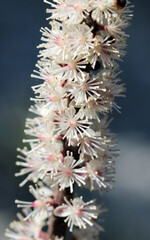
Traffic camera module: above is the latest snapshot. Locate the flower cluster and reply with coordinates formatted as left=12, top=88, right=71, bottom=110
left=6, top=0, right=133, bottom=240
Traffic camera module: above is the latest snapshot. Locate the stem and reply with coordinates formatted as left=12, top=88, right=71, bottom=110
left=48, top=135, right=79, bottom=239
left=48, top=187, right=73, bottom=240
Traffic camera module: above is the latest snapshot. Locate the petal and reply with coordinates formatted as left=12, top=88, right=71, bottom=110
left=54, top=205, right=71, bottom=217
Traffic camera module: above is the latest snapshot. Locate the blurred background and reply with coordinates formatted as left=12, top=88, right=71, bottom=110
left=0, top=0, right=150, bottom=239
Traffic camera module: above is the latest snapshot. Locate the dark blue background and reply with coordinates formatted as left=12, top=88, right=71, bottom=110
left=1, top=1, right=150, bottom=239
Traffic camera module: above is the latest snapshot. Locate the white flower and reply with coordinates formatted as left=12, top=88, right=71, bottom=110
left=35, top=144, right=64, bottom=179
left=22, top=116, right=57, bottom=156
left=15, top=185, right=54, bottom=222
left=55, top=106, right=92, bottom=146
left=5, top=212, right=47, bottom=240
left=53, top=151, right=87, bottom=192
left=31, top=61, right=63, bottom=84
left=31, top=82, right=66, bottom=111
left=16, top=141, right=63, bottom=185
left=90, top=0, right=118, bottom=24
left=38, top=22, right=67, bottom=60
left=54, top=197, right=97, bottom=231
left=65, top=24, right=94, bottom=57
left=16, top=147, right=44, bottom=186
left=45, top=0, right=91, bottom=25
left=52, top=54, right=87, bottom=82
left=73, top=204, right=106, bottom=240
left=89, top=35, right=125, bottom=68
left=29, top=103, right=54, bottom=119
left=78, top=129, right=107, bottom=159
left=86, top=159, right=115, bottom=191
left=67, top=73, right=101, bottom=105
left=106, top=16, right=129, bottom=39
left=96, top=69, right=126, bottom=112
left=77, top=97, right=109, bottom=121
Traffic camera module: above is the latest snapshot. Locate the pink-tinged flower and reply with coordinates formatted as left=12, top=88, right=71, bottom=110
left=73, top=204, right=107, bottom=240
left=16, top=147, right=44, bottom=186
left=55, top=106, right=92, bottom=146
left=98, top=70, right=126, bottom=112
left=67, top=73, right=101, bottom=105
left=31, top=61, right=63, bottom=84
left=15, top=185, right=54, bottom=222
left=22, top=117, right=56, bottom=155
left=52, top=55, right=87, bottom=82
left=5, top=212, right=47, bottom=240
left=77, top=97, right=109, bottom=122
left=16, top=141, right=63, bottom=186
left=78, top=129, right=107, bottom=159
left=54, top=197, right=97, bottom=232
left=86, top=159, right=115, bottom=191
left=53, top=151, right=87, bottom=192
left=31, top=82, right=66, bottom=111
left=65, top=24, right=94, bottom=57
left=38, top=22, right=67, bottom=60
left=89, top=35, right=125, bottom=69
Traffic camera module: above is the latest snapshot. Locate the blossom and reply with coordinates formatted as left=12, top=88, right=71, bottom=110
left=86, top=159, right=115, bottom=191
left=54, top=197, right=97, bottom=231
left=106, top=16, right=129, bottom=39
left=65, top=24, right=94, bottom=57
left=67, top=73, right=101, bottom=105
left=55, top=106, right=92, bottom=146
left=73, top=204, right=106, bottom=240
left=90, top=0, right=128, bottom=24
left=15, top=185, right=54, bottom=222
left=88, top=35, right=125, bottom=69
left=16, top=141, right=63, bottom=185
left=5, top=212, right=47, bottom=240
left=15, top=147, right=44, bottom=186
left=78, top=97, right=109, bottom=121
left=51, top=54, right=88, bottom=82
left=31, top=61, right=63, bottom=84
left=24, top=116, right=55, bottom=141
left=90, top=0, right=118, bottom=24
left=78, top=129, right=108, bottom=159
left=31, top=81, right=66, bottom=111
left=53, top=151, right=87, bottom=192
left=38, top=22, right=67, bottom=60
left=45, top=0, right=91, bottom=25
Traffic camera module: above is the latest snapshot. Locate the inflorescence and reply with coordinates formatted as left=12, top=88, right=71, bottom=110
left=5, top=1, right=133, bottom=240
